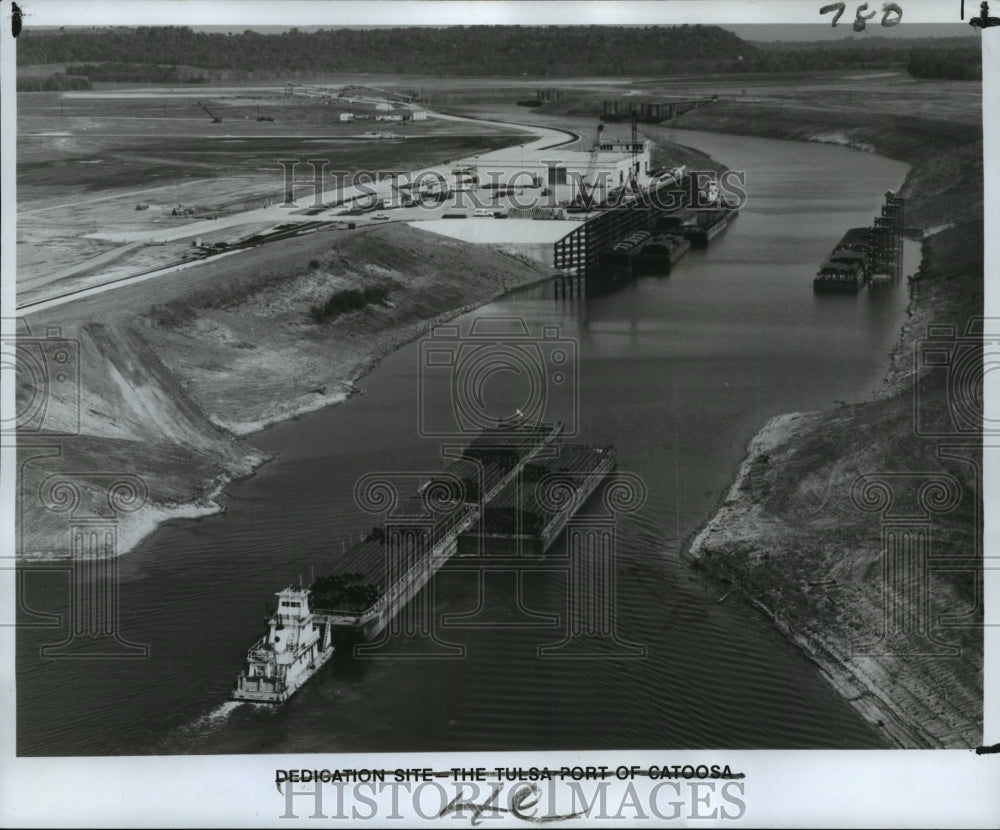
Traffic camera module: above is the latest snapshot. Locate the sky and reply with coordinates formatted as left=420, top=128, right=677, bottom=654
left=722, top=23, right=979, bottom=40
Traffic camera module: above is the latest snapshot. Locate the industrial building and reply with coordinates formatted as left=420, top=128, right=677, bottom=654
left=461, top=139, right=652, bottom=203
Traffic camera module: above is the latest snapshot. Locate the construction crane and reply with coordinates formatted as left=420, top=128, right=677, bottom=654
left=198, top=101, right=222, bottom=123
left=628, top=113, right=640, bottom=193
left=574, top=123, right=605, bottom=209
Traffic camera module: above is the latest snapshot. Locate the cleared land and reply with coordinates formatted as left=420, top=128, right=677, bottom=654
left=17, top=85, right=526, bottom=305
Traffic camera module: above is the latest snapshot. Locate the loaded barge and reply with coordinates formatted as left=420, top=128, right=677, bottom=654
left=233, top=420, right=615, bottom=703
left=629, top=233, right=691, bottom=274
left=813, top=194, right=904, bottom=292
left=598, top=230, right=691, bottom=277
left=681, top=205, right=739, bottom=248
left=813, top=227, right=870, bottom=292
left=599, top=230, right=652, bottom=270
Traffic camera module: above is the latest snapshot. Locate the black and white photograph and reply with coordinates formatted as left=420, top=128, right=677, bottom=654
left=1, top=0, right=997, bottom=825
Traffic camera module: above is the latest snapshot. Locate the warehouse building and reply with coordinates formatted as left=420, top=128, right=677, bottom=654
left=460, top=140, right=652, bottom=203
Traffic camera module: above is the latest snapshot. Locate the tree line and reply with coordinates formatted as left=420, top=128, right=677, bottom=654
left=17, top=26, right=980, bottom=81
left=18, top=25, right=754, bottom=76
left=905, top=47, right=981, bottom=80
left=742, top=43, right=980, bottom=79
left=65, top=62, right=210, bottom=84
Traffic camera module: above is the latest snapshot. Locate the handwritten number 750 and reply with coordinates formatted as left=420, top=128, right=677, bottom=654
left=820, top=2, right=903, bottom=30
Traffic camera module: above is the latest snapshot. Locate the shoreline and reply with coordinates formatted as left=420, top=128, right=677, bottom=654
left=684, top=224, right=982, bottom=749
left=19, top=262, right=557, bottom=561
left=685, top=410, right=933, bottom=749
left=224, top=270, right=556, bottom=438
left=663, top=99, right=983, bottom=749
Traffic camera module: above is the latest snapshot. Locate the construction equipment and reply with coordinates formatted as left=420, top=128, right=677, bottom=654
left=628, top=113, right=640, bottom=193
left=198, top=101, right=222, bottom=123
left=571, top=123, right=604, bottom=210
left=389, top=180, right=415, bottom=208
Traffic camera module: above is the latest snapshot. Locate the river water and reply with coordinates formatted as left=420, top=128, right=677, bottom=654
left=17, top=129, right=918, bottom=755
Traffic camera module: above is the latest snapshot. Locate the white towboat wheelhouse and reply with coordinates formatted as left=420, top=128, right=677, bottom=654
left=232, top=587, right=334, bottom=703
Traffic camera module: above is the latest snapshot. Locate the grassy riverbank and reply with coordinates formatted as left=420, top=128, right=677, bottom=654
left=678, top=98, right=984, bottom=747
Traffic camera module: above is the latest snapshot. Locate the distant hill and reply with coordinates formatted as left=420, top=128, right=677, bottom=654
left=737, top=35, right=980, bottom=78
left=16, top=25, right=757, bottom=76
left=752, top=34, right=981, bottom=50
left=17, top=25, right=980, bottom=81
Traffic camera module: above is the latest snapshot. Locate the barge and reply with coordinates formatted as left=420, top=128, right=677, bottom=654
left=233, top=420, right=614, bottom=703
left=599, top=230, right=652, bottom=270
left=629, top=233, right=691, bottom=274
left=681, top=206, right=738, bottom=247
left=457, top=442, right=616, bottom=557
left=813, top=227, right=870, bottom=292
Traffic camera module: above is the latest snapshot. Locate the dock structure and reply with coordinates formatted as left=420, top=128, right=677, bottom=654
left=867, top=192, right=905, bottom=283
left=551, top=170, right=742, bottom=295
left=554, top=206, right=655, bottom=293
left=553, top=171, right=690, bottom=289
left=600, top=98, right=714, bottom=123
left=813, top=192, right=905, bottom=292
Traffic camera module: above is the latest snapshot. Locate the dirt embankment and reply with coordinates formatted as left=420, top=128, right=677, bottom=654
left=19, top=223, right=556, bottom=559
left=682, top=99, right=984, bottom=748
